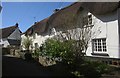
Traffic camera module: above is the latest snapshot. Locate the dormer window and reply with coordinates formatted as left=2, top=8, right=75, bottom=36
left=88, top=15, right=92, bottom=25
left=83, top=14, right=92, bottom=27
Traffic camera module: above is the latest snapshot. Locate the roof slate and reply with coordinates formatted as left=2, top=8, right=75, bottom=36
left=7, top=39, right=21, bottom=46
left=0, top=24, right=22, bottom=39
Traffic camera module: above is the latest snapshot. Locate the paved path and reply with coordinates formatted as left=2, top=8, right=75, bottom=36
left=2, top=56, right=76, bottom=78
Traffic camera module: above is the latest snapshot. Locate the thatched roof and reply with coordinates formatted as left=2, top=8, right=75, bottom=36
left=47, top=2, right=119, bottom=31
left=24, top=17, right=49, bottom=36
left=24, top=2, right=119, bottom=35
left=47, top=2, right=82, bottom=31
left=81, top=2, right=119, bottom=15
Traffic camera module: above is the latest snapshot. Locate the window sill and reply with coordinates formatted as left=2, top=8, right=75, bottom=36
left=91, top=53, right=109, bottom=56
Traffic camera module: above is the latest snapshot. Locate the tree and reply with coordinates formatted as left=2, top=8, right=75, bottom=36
left=22, top=36, right=33, bottom=52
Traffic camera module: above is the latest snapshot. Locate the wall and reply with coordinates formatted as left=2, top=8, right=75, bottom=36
left=118, top=7, right=120, bottom=58
left=32, top=33, right=53, bottom=49
left=0, top=38, right=10, bottom=47
left=86, top=9, right=119, bottom=58
left=21, top=33, right=54, bottom=50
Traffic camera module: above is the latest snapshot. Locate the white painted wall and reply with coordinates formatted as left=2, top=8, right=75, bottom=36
left=86, top=9, right=119, bottom=58
left=32, top=33, right=52, bottom=48
left=21, top=33, right=54, bottom=50
left=0, top=39, right=9, bottom=47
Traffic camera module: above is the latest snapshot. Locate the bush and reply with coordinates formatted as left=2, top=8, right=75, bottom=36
left=40, top=38, right=113, bottom=78
left=78, top=61, right=114, bottom=78
left=41, top=38, right=84, bottom=65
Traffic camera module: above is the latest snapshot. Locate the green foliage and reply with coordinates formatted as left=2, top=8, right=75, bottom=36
left=78, top=61, right=114, bottom=78
left=40, top=38, right=114, bottom=78
left=34, top=48, right=40, bottom=57
left=41, top=38, right=84, bottom=65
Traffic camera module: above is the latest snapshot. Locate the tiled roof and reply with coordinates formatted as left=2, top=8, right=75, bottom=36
left=7, top=39, right=21, bottom=46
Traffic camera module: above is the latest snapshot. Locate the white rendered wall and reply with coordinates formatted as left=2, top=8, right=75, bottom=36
left=86, top=10, right=119, bottom=58
left=0, top=39, right=9, bottom=47
left=32, top=33, right=53, bottom=49
left=21, top=33, right=54, bottom=50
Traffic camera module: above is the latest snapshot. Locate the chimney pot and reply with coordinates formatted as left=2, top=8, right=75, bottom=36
left=15, top=23, right=18, bottom=27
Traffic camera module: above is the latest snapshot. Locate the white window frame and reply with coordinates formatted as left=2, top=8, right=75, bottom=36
left=92, top=38, right=107, bottom=53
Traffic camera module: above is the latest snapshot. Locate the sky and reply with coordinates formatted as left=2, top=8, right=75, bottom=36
left=2, top=2, right=72, bottom=32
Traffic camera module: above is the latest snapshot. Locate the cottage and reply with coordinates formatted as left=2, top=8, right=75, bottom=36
left=22, top=2, right=120, bottom=63
left=22, top=2, right=85, bottom=50
left=0, top=23, right=22, bottom=48
left=47, top=2, right=89, bottom=41
left=80, top=2, right=120, bottom=59
left=48, top=2, right=120, bottom=60
left=21, top=17, right=55, bottom=50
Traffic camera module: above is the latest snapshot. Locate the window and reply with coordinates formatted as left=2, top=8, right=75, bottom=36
left=88, top=15, right=92, bottom=25
left=92, top=38, right=107, bottom=52
left=83, top=14, right=92, bottom=27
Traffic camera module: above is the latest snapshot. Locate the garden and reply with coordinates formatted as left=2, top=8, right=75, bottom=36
left=30, top=38, right=117, bottom=78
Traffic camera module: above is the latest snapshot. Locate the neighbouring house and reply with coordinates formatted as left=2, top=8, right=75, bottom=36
left=0, top=23, right=22, bottom=49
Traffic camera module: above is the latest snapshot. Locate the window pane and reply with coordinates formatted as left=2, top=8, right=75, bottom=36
left=92, top=38, right=107, bottom=52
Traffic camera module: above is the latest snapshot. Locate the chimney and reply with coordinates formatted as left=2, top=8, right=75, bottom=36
left=34, top=22, right=37, bottom=24
left=15, top=23, right=18, bottom=27
left=53, top=8, right=60, bottom=13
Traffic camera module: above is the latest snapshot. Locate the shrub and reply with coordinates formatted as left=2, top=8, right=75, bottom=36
left=41, top=38, right=84, bottom=66
left=78, top=61, right=114, bottom=78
